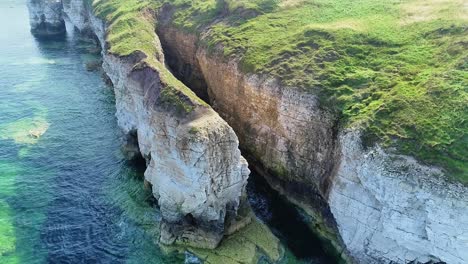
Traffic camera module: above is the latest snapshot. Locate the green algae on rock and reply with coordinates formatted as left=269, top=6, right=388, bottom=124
left=0, top=201, right=18, bottom=264
left=23, top=0, right=468, bottom=263
left=167, top=217, right=283, bottom=264
left=0, top=163, right=19, bottom=263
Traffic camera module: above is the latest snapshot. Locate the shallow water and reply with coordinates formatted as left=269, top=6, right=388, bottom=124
left=0, top=0, right=335, bottom=263
left=0, top=1, right=179, bottom=263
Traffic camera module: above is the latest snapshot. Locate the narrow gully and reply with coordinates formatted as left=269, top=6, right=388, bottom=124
left=158, top=32, right=340, bottom=263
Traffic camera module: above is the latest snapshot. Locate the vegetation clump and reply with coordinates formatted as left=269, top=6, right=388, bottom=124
left=188, top=218, right=282, bottom=264
left=90, top=0, right=207, bottom=114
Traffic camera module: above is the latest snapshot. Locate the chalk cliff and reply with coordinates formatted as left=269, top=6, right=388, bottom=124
left=27, top=0, right=65, bottom=36
left=330, top=131, right=468, bottom=263
left=156, top=19, right=468, bottom=264
left=27, top=0, right=251, bottom=250
left=27, top=1, right=468, bottom=263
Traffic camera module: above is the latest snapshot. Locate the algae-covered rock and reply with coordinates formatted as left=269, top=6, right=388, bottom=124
left=0, top=116, right=49, bottom=144
left=0, top=201, right=17, bottom=261
left=188, top=217, right=283, bottom=264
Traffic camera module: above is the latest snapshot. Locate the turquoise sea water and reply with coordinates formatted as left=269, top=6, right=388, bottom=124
left=0, top=0, right=336, bottom=263
left=0, top=0, right=181, bottom=262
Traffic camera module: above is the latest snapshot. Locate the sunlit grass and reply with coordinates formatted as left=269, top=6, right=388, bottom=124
left=88, top=0, right=467, bottom=182
left=162, top=0, right=468, bottom=182
left=90, top=0, right=208, bottom=112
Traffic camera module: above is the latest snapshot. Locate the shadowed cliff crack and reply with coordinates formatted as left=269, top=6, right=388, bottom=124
left=122, top=129, right=147, bottom=170
left=247, top=168, right=341, bottom=262
left=159, top=36, right=210, bottom=103
left=155, top=28, right=344, bottom=264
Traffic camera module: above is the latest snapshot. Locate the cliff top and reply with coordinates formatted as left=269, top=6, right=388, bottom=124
left=91, top=0, right=208, bottom=114
left=90, top=0, right=467, bottom=182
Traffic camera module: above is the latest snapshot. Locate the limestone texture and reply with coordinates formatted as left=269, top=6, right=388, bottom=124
left=27, top=0, right=65, bottom=36
left=156, top=19, right=468, bottom=264
left=329, top=131, right=468, bottom=264
left=26, top=0, right=468, bottom=263
left=27, top=0, right=251, bottom=250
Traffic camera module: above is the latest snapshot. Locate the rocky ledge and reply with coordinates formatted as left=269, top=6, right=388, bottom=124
left=27, top=0, right=468, bottom=263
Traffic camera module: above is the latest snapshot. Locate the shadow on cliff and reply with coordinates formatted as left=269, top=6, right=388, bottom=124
left=247, top=169, right=340, bottom=263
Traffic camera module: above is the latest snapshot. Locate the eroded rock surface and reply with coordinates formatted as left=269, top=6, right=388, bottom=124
left=27, top=0, right=468, bottom=263
left=330, top=131, right=468, bottom=264
left=156, top=20, right=468, bottom=264
left=27, top=0, right=65, bottom=36
left=104, top=54, right=250, bottom=248
left=27, top=0, right=251, bottom=250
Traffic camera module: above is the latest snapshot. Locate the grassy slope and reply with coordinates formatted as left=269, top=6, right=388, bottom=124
left=89, top=0, right=467, bottom=182
left=160, top=0, right=468, bottom=182
left=90, top=0, right=207, bottom=114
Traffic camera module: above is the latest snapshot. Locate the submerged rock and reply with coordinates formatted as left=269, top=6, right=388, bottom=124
left=26, top=0, right=468, bottom=263
left=0, top=116, right=49, bottom=144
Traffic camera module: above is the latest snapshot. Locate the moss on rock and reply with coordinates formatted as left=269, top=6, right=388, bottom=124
left=90, top=0, right=208, bottom=114
left=188, top=218, right=283, bottom=264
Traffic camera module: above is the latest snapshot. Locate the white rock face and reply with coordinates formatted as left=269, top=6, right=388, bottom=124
left=27, top=0, right=251, bottom=249
left=329, top=131, right=468, bottom=264
left=27, top=0, right=65, bottom=36
left=159, top=26, right=468, bottom=263
left=28, top=0, right=468, bottom=261
left=61, top=0, right=88, bottom=31
left=103, top=54, right=250, bottom=248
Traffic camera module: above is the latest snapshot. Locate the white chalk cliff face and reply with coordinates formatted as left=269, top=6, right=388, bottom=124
left=156, top=22, right=468, bottom=263
left=27, top=0, right=468, bottom=263
left=103, top=54, right=250, bottom=248
left=27, top=0, right=250, bottom=249
left=27, top=0, right=65, bottom=36
left=330, top=131, right=468, bottom=264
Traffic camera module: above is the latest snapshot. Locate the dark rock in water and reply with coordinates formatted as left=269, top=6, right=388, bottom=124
left=85, top=60, right=102, bottom=72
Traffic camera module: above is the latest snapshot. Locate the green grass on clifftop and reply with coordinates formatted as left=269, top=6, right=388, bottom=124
left=92, top=0, right=155, bottom=56
left=88, top=0, right=467, bottom=182
left=90, top=0, right=207, bottom=112
left=160, top=0, right=468, bottom=182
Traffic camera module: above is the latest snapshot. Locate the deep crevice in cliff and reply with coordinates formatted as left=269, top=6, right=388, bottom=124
left=156, top=29, right=345, bottom=264
left=247, top=168, right=340, bottom=263
left=160, top=37, right=210, bottom=103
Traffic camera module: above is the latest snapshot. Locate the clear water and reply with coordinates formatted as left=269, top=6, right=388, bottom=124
left=0, top=0, right=182, bottom=262
left=0, top=0, right=336, bottom=263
